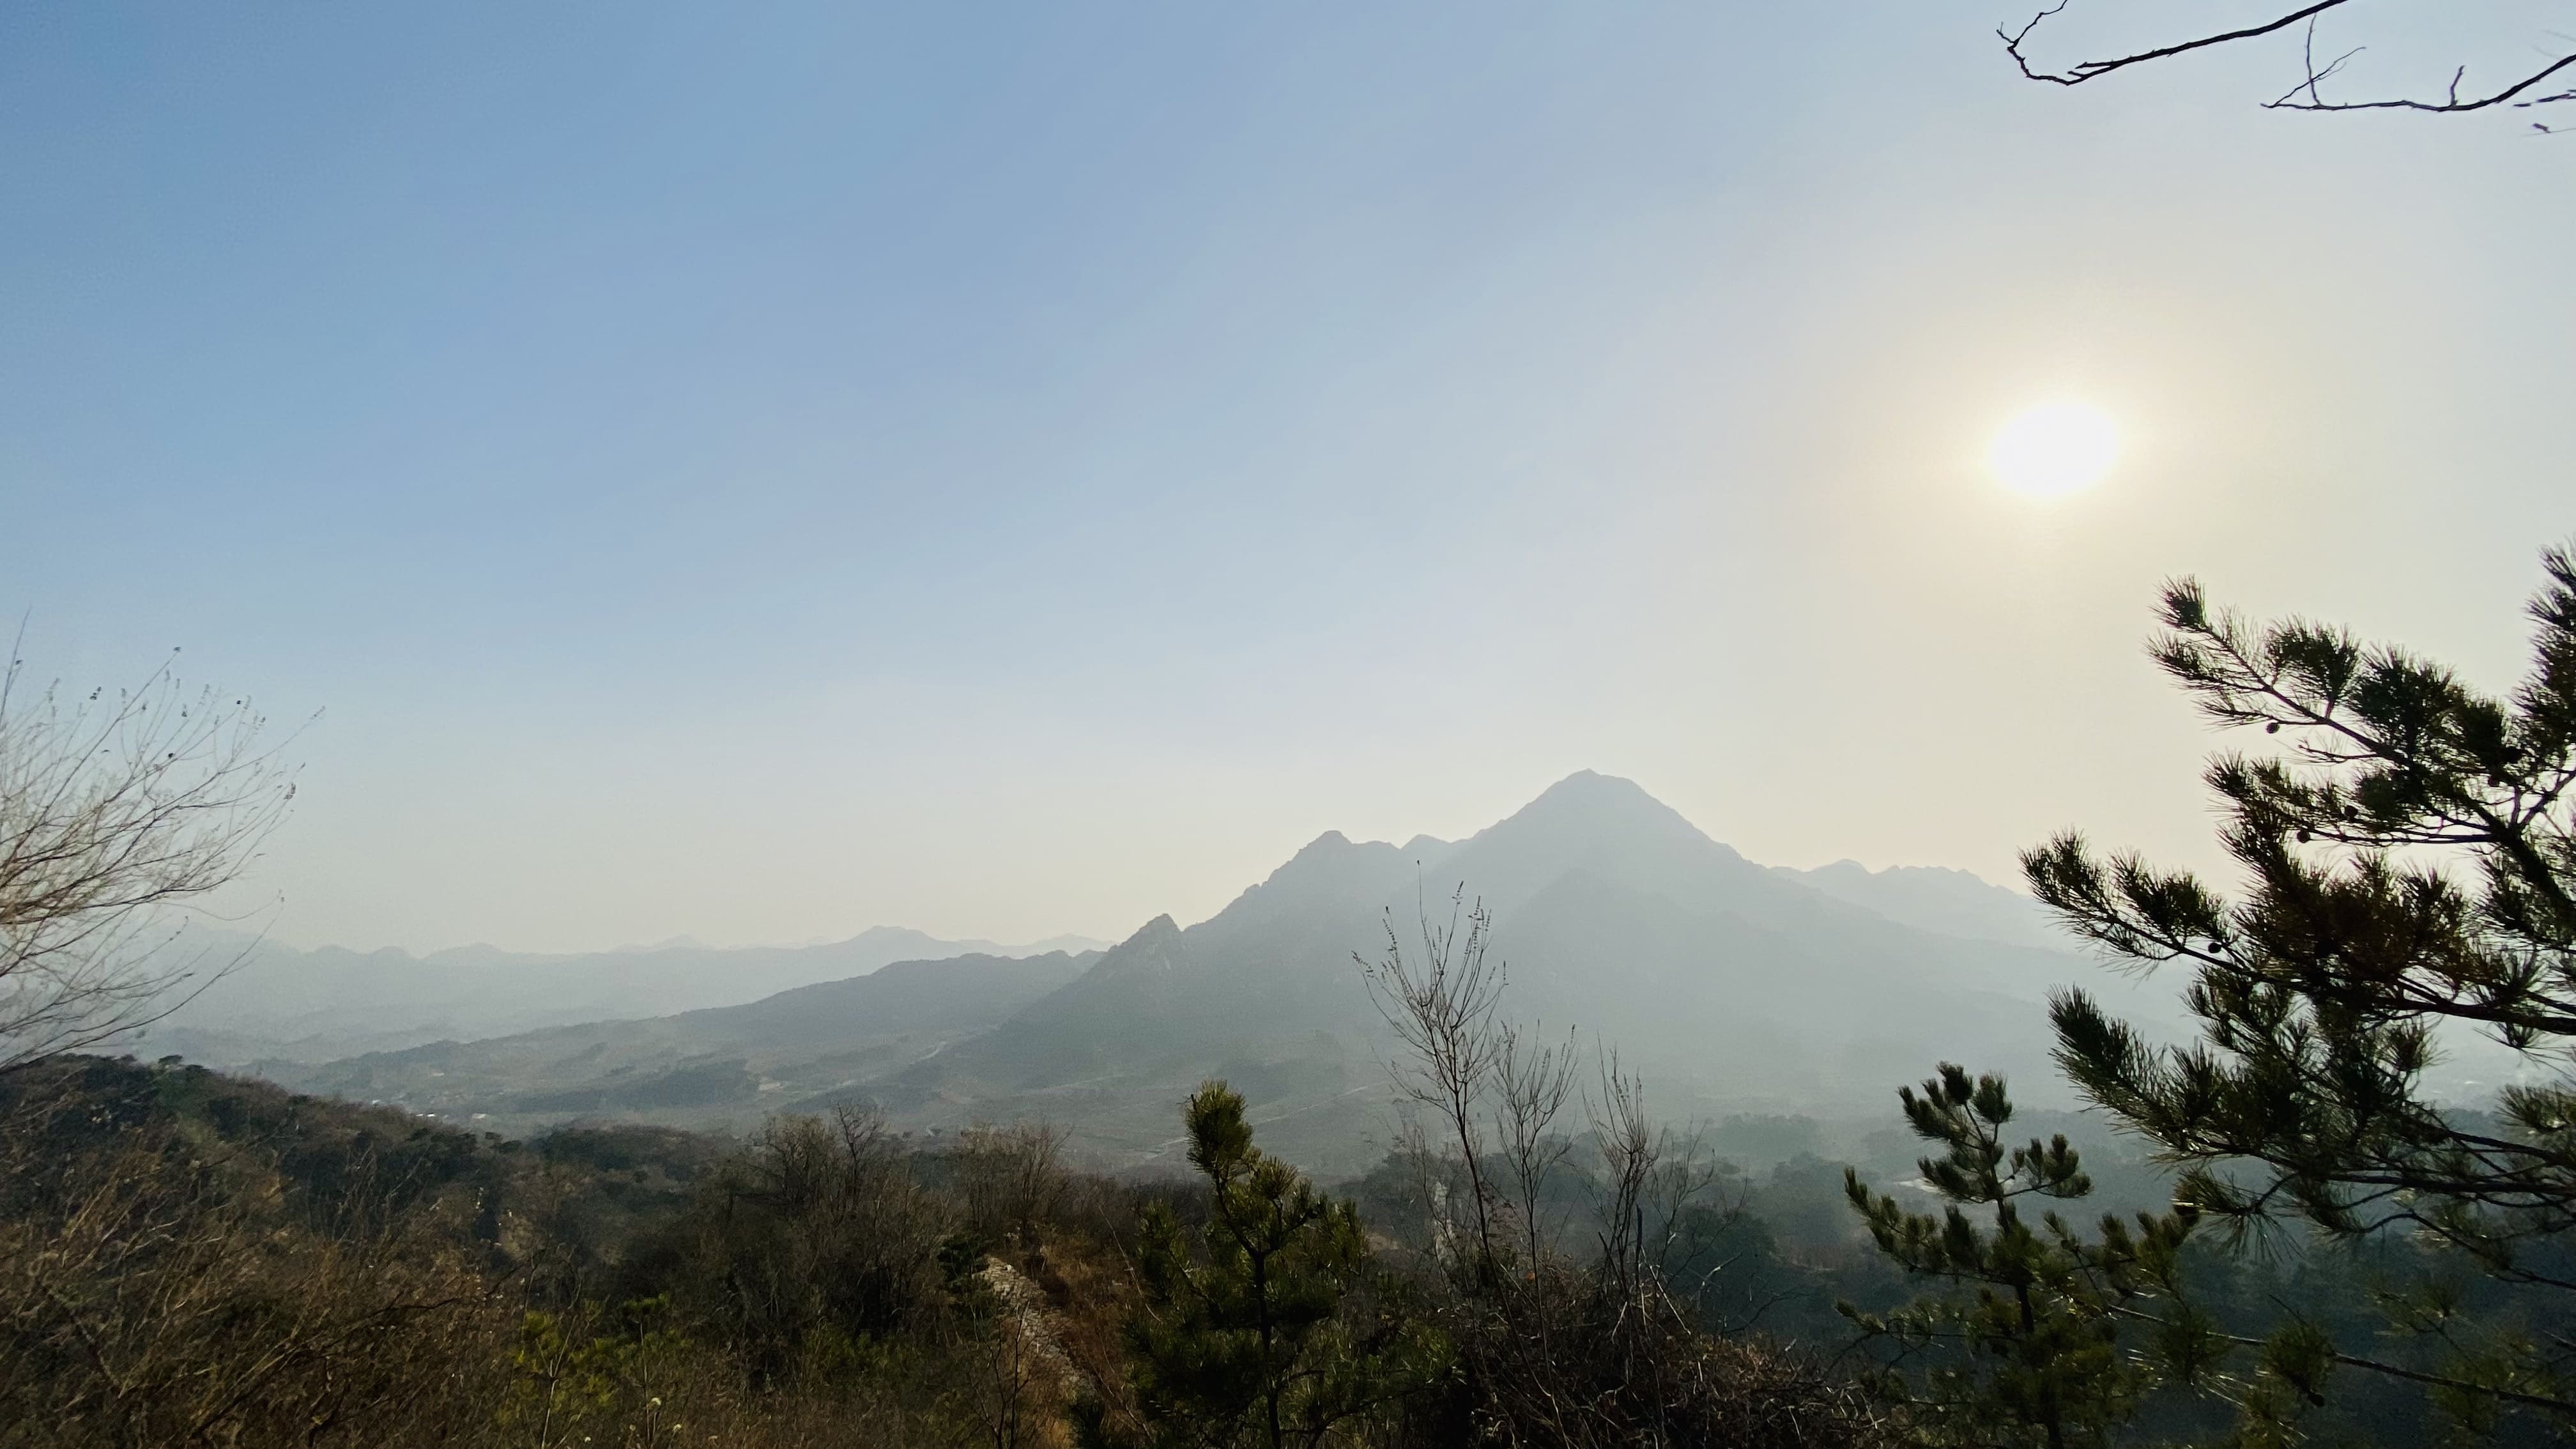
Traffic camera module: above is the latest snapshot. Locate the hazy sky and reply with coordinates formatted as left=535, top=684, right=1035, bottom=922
left=6, top=4, right=2570, bottom=953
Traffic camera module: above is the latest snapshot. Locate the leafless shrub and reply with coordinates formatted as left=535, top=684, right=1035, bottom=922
left=956, top=1120, right=1072, bottom=1248
left=668, top=1104, right=949, bottom=1381
left=1363, top=891, right=1900, bottom=1449
left=1362, top=890, right=1512, bottom=1283
left=1496, top=1020, right=1580, bottom=1273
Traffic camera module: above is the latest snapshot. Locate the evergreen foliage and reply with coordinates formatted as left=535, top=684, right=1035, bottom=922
left=1843, top=1066, right=2204, bottom=1449
left=1114, top=1080, right=1441, bottom=1449
left=502, top=1296, right=690, bottom=1449
left=2027, top=544, right=2576, bottom=1427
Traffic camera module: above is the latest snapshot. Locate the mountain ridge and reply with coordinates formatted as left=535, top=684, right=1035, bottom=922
left=257, top=771, right=2181, bottom=1173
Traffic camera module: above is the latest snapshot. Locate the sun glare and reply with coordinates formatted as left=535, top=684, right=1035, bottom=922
left=1988, top=401, right=2118, bottom=498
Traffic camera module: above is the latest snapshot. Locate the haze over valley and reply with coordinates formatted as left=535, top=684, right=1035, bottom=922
left=229, top=770, right=2196, bottom=1174
left=150, top=923, right=1109, bottom=1067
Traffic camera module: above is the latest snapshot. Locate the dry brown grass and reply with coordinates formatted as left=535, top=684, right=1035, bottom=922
left=0, top=1112, right=514, bottom=1448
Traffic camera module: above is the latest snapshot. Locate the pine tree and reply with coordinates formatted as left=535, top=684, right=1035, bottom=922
left=1112, top=1080, right=1441, bottom=1449
left=1843, top=1065, right=2200, bottom=1449
left=2028, top=543, right=2576, bottom=1424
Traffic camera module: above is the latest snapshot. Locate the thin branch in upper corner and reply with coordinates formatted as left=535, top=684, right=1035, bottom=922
left=1996, top=1, right=2576, bottom=120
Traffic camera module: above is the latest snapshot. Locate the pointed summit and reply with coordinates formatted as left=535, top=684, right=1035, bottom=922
left=1289, top=829, right=1354, bottom=861
left=1215, top=831, right=1420, bottom=931
left=1487, top=771, right=1729, bottom=855
left=1524, top=769, right=1687, bottom=811
left=1073, top=914, right=1186, bottom=985
left=1535, top=768, right=1632, bottom=797
left=1422, top=771, right=1763, bottom=920
left=1119, top=914, right=1181, bottom=949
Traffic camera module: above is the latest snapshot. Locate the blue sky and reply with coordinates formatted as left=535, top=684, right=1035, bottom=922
left=6, top=3, right=2570, bottom=950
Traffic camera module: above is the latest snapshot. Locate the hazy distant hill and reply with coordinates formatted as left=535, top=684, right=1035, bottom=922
left=146, top=925, right=1109, bottom=1067
left=285, top=949, right=1097, bottom=1118
left=1772, top=858, right=2067, bottom=950
left=893, top=772, right=2159, bottom=1150
left=263, top=772, right=2189, bottom=1172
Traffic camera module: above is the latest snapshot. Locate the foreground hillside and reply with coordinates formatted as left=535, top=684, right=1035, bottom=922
left=6, top=1050, right=2495, bottom=1449
left=1, top=1052, right=1906, bottom=1448
left=264, top=772, right=2191, bottom=1168
left=0, top=1052, right=1169, bottom=1447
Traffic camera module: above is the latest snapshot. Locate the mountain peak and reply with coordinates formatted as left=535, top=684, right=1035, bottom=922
left=1498, top=771, right=1724, bottom=851
left=1211, top=831, right=1420, bottom=929
left=1121, top=914, right=1181, bottom=948
left=1405, top=771, right=1768, bottom=922
left=1068, top=913, right=1188, bottom=988
left=1530, top=769, right=1656, bottom=806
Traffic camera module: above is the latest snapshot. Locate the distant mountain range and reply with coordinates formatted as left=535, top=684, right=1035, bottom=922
left=1772, top=858, right=2069, bottom=951
left=262, top=772, right=2193, bottom=1173
left=145, top=925, right=1110, bottom=1067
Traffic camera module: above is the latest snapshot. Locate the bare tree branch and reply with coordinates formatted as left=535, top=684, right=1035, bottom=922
left=0, top=645, right=303, bottom=1067
left=2000, top=3, right=2576, bottom=123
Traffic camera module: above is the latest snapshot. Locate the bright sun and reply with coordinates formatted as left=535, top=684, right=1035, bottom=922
left=1988, top=401, right=2118, bottom=498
